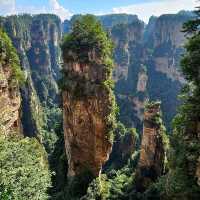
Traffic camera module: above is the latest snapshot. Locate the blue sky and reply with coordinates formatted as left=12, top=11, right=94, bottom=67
left=59, top=0, right=156, bottom=13
left=0, top=0, right=198, bottom=22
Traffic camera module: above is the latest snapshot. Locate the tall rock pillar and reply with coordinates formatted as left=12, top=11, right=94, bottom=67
left=136, top=101, right=166, bottom=191
left=61, top=15, right=116, bottom=178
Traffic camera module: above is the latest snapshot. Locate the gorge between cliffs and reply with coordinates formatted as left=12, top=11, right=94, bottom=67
left=0, top=4, right=200, bottom=200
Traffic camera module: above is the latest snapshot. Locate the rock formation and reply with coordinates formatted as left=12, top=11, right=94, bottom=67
left=62, top=60, right=113, bottom=177
left=0, top=30, right=22, bottom=136
left=136, top=101, right=166, bottom=191
left=0, top=12, right=192, bottom=137
left=0, top=67, right=21, bottom=136
left=61, top=16, right=116, bottom=177
left=0, top=14, right=62, bottom=136
left=104, top=127, right=138, bottom=170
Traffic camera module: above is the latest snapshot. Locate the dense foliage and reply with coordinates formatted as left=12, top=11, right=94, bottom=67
left=61, top=15, right=113, bottom=65
left=0, top=136, right=52, bottom=200
left=0, top=29, right=24, bottom=84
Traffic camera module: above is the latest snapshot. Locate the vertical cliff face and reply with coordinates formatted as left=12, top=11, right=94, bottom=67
left=63, top=81, right=112, bottom=177
left=61, top=16, right=116, bottom=178
left=62, top=59, right=113, bottom=177
left=0, top=14, right=62, bottom=136
left=112, top=19, right=146, bottom=129
left=0, top=65, right=21, bottom=136
left=27, top=15, right=61, bottom=103
left=146, top=13, right=189, bottom=82
left=136, top=102, right=166, bottom=191
left=0, top=30, right=22, bottom=136
left=145, top=13, right=194, bottom=130
left=112, top=12, right=193, bottom=131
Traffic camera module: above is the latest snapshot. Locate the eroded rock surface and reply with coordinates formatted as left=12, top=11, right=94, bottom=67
left=0, top=49, right=21, bottom=136
left=136, top=102, right=165, bottom=191
left=62, top=59, right=113, bottom=177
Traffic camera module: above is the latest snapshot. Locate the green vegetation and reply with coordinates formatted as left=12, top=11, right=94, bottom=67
left=41, top=105, right=62, bottom=154
left=0, top=29, right=24, bottom=85
left=0, top=185, right=13, bottom=200
left=61, top=14, right=113, bottom=65
left=83, top=162, right=139, bottom=200
left=0, top=136, right=52, bottom=200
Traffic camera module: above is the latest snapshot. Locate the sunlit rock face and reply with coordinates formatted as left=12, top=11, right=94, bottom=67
left=136, top=102, right=165, bottom=191
left=62, top=55, right=113, bottom=177
left=0, top=58, right=21, bottom=136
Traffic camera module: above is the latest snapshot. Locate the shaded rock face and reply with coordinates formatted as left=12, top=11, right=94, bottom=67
left=104, top=132, right=136, bottom=170
left=112, top=20, right=146, bottom=130
left=136, top=103, right=165, bottom=191
left=62, top=61, right=112, bottom=177
left=0, top=62, right=21, bottom=136
left=146, top=14, right=189, bottom=83
left=0, top=14, right=62, bottom=136
left=113, top=13, right=192, bottom=131
left=145, top=14, right=192, bottom=131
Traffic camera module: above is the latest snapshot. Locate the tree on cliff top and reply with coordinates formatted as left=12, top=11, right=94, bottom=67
left=61, top=15, right=114, bottom=67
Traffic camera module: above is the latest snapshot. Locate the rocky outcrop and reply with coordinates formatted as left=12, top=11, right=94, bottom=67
left=113, top=12, right=192, bottom=131
left=145, top=12, right=193, bottom=131
left=62, top=60, right=113, bottom=177
left=0, top=31, right=21, bottom=136
left=61, top=16, right=117, bottom=178
left=0, top=67, right=21, bottom=136
left=0, top=14, right=62, bottom=136
left=146, top=13, right=191, bottom=83
left=104, top=127, right=138, bottom=170
left=136, top=102, right=165, bottom=191
left=112, top=19, right=146, bottom=130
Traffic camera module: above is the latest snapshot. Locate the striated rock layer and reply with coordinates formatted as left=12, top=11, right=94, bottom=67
left=62, top=60, right=113, bottom=177
left=136, top=102, right=165, bottom=191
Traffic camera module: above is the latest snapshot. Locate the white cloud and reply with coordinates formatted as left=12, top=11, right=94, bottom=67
left=49, top=0, right=72, bottom=20
left=112, top=0, right=199, bottom=23
left=0, top=0, right=16, bottom=15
